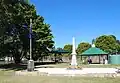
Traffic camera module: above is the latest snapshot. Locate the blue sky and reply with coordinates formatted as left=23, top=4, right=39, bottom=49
left=31, top=0, right=120, bottom=48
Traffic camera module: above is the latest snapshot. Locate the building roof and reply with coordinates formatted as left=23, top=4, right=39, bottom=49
left=49, top=49, right=71, bottom=53
left=81, top=47, right=108, bottom=56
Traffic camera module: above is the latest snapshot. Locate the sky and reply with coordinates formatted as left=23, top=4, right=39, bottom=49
left=30, top=0, right=120, bottom=48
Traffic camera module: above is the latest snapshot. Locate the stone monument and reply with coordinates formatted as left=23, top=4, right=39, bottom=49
left=71, top=37, right=77, bottom=68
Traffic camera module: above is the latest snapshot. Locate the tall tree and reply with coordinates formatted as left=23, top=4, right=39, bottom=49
left=77, top=42, right=91, bottom=54
left=95, top=35, right=119, bottom=54
left=0, top=0, right=54, bottom=63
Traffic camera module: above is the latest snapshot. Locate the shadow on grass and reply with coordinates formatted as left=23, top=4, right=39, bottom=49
left=0, top=63, right=27, bottom=71
left=0, top=62, right=67, bottom=71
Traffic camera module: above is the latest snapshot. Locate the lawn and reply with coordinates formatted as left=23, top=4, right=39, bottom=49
left=0, top=70, right=120, bottom=83
left=0, top=62, right=120, bottom=83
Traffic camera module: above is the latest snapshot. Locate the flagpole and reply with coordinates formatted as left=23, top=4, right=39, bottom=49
left=27, top=19, right=34, bottom=71
left=30, top=19, right=32, bottom=60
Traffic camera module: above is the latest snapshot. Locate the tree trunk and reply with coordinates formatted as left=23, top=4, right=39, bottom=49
left=13, top=53, right=22, bottom=64
left=54, top=53, right=58, bottom=63
left=14, top=59, right=21, bottom=64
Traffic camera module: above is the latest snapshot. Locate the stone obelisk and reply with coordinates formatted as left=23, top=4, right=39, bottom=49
left=71, top=37, right=77, bottom=67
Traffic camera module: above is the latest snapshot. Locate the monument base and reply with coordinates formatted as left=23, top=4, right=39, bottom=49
left=71, top=54, right=77, bottom=65
left=68, top=65, right=82, bottom=70
left=27, top=60, right=34, bottom=71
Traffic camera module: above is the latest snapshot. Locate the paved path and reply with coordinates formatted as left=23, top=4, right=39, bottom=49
left=35, top=68, right=117, bottom=75
left=15, top=68, right=119, bottom=77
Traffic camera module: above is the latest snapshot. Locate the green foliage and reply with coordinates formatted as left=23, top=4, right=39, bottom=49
left=109, top=35, right=116, bottom=40
left=63, top=44, right=72, bottom=56
left=24, top=0, right=29, bottom=4
left=0, top=0, right=54, bottom=63
left=31, top=16, right=54, bottom=60
left=63, top=44, right=72, bottom=52
left=95, top=35, right=120, bottom=54
left=77, top=42, right=91, bottom=54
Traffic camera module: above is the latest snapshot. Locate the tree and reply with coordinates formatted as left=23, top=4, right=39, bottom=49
left=63, top=44, right=72, bottom=52
left=0, top=0, right=54, bottom=63
left=109, top=35, right=120, bottom=54
left=63, top=44, right=72, bottom=57
left=0, top=0, right=37, bottom=63
left=77, top=42, right=91, bottom=54
left=95, top=35, right=119, bottom=54
left=116, top=40, right=120, bottom=54
left=23, top=15, right=54, bottom=61
left=109, top=35, right=116, bottom=40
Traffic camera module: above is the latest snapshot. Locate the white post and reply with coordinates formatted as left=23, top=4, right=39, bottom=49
left=72, top=37, right=76, bottom=54
left=71, top=37, right=77, bottom=66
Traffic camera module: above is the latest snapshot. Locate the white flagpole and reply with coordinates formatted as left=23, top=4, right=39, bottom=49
left=30, top=19, right=32, bottom=60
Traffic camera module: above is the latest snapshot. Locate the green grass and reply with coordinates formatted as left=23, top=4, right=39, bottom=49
left=0, top=70, right=120, bottom=83
left=0, top=62, right=120, bottom=83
